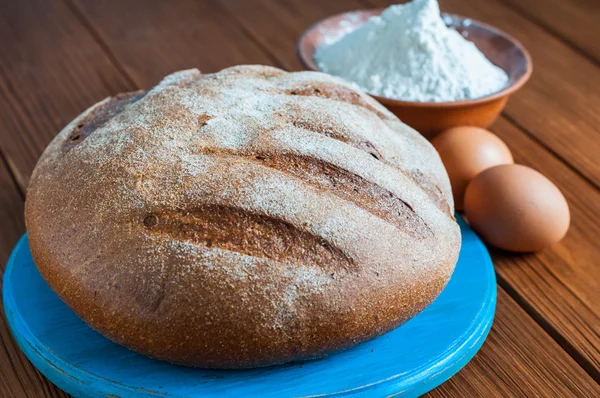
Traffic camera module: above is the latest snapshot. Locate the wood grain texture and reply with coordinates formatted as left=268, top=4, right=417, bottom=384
left=0, top=156, right=24, bottom=267
left=0, top=0, right=133, bottom=190
left=0, top=154, right=67, bottom=398
left=427, top=289, right=600, bottom=397
left=217, top=0, right=356, bottom=71
left=73, top=0, right=276, bottom=88
left=501, top=0, right=600, bottom=63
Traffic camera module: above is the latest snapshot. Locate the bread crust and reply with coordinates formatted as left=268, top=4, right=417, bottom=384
left=25, top=65, right=460, bottom=368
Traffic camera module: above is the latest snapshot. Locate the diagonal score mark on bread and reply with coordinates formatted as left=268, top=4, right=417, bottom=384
left=282, top=83, right=392, bottom=122
left=279, top=106, right=452, bottom=218
left=190, top=149, right=433, bottom=240
left=143, top=205, right=355, bottom=273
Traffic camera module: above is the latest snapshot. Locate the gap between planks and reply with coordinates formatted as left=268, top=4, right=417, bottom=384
left=0, top=71, right=38, bottom=194
left=501, top=113, right=599, bottom=192
left=0, top=152, right=67, bottom=397
left=0, top=150, right=24, bottom=200
left=62, top=0, right=138, bottom=89
left=59, top=0, right=600, bottom=384
left=496, top=271, right=600, bottom=382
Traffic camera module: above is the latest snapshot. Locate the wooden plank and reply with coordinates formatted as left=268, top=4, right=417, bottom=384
left=216, top=0, right=600, bottom=380
left=0, top=154, right=67, bottom=397
left=427, top=289, right=600, bottom=397
left=367, top=0, right=600, bottom=187
left=73, top=0, right=276, bottom=88
left=0, top=0, right=134, bottom=190
left=502, top=0, right=600, bottom=63
left=213, top=0, right=353, bottom=71
left=0, top=157, right=24, bottom=267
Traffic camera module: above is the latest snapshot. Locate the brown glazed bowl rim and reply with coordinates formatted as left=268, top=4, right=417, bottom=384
left=297, top=9, right=533, bottom=108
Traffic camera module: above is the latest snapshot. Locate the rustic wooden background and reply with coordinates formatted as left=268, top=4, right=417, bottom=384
left=1, top=0, right=599, bottom=396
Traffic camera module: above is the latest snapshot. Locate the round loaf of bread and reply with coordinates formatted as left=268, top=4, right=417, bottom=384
left=25, top=65, right=460, bottom=368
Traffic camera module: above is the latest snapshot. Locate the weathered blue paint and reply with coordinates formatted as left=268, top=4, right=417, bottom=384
left=3, top=216, right=495, bottom=397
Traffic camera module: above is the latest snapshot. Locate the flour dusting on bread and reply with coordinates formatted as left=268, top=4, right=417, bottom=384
left=26, top=65, right=460, bottom=368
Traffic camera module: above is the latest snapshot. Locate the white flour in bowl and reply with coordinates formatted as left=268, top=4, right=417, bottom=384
left=314, top=0, right=509, bottom=102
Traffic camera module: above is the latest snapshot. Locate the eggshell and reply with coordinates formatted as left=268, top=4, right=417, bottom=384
left=432, top=127, right=513, bottom=210
left=464, top=164, right=570, bottom=252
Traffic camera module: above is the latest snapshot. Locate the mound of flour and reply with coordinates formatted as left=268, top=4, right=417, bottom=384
left=315, top=0, right=508, bottom=102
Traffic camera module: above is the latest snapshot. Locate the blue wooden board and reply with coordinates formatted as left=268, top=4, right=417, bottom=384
left=3, top=217, right=495, bottom=397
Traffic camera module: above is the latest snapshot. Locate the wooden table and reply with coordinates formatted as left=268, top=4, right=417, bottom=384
left=0, top=0, right=598, bottom=396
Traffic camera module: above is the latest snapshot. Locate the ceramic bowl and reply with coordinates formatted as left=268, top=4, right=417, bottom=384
left=297, top=9, right=532, bottom=138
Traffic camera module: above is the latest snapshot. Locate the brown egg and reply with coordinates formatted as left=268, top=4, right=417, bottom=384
left=432, top=127, right=513, bottom=210
left=464, top=164, right=570, bottom=252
